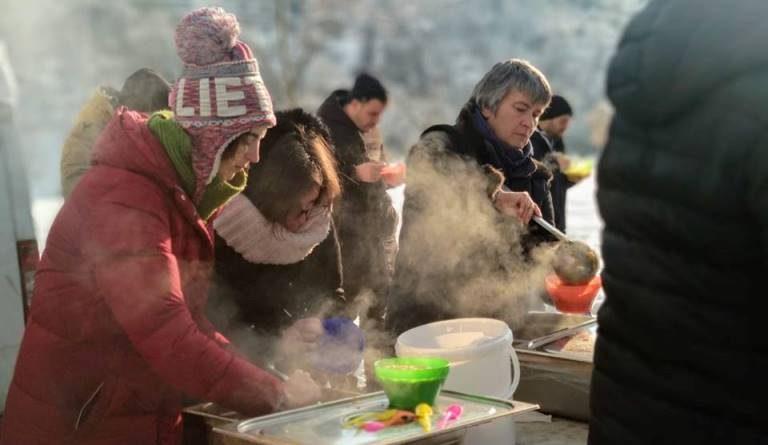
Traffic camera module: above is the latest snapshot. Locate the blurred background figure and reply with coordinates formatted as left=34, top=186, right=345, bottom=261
left=590, top=0, right=768, bottom=443
left=531, top=94, right=583, bottom=232
left=317, top=73, right=398, bottom=322
left=60, top=68, right=170, bottom=197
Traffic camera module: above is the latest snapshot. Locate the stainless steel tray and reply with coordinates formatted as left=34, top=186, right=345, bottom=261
left=183, top=389, right=369, bottom=445
left=512, top=311, right=596, bottom=350
left=213, top=390, right=538, bottom=445
left=185, top=401, right=244, bottom=425
left=512, top=313, right=596, bottom=421
left=541, top=324, right=597, bottom=362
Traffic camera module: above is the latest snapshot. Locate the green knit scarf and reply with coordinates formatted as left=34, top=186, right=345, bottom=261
left=147, top=111, right=246, bottom=221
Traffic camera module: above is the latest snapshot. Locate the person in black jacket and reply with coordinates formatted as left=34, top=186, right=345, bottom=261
left=590, top=1, right=768, bottom=443
left=317, top=74, right=399, bottom=320
left=531, top=95, right=581, bottom=232
left=387, top=58, right=558, bottom=335
left=208, top=109, right=345, bottom=367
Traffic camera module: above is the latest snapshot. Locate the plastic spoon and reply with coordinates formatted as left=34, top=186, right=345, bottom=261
left=363, top=421, right=387, bottom=432
left=436, top=403, right=463, bottom=430
left=362, top=410, right=415, bottom=432
left=415, top=403, right=433, bottom=432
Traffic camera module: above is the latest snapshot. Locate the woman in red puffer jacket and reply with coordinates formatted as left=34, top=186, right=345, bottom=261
left=0, top=7, right=320, bottom=445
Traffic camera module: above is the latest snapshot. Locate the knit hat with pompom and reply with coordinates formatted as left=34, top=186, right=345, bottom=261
left=170, top=6, right=275, bottom=202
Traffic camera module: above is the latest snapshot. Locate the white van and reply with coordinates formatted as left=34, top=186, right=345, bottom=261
left=0, top=41, right=38, bottom=410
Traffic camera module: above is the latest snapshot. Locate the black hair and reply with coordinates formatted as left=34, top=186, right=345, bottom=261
left=350, top=72, right=387, bottom=104
left=541, top=95, right=573, bottom=120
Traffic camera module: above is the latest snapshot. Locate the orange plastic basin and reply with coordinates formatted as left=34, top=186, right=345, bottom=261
left=545, top=274, right=602, bottom=314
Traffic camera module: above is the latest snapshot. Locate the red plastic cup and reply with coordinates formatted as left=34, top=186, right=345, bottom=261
left=545, top=274, right=602, bottom=314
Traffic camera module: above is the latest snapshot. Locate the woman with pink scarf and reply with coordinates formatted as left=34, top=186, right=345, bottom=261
left=210, top=109, right=347, bottom=371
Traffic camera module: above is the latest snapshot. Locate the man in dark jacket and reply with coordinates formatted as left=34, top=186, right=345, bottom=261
left=317, top=73, right=397, bottom=318
left=387, top=59, right=557, bottom=335
left=590, top=1, right=768, bottom=443
left=530, top=95, right=579, bottom=232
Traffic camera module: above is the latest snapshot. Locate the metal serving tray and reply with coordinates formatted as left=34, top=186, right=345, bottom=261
left=183, top=389, right=367, bottom=445
left=512, top=311, right=596, bottom=350
left=213, top=390, right=538, bottom=445
left=512, top=312, right=596, bottom=421
left=541, top=324, right=597, bottom=362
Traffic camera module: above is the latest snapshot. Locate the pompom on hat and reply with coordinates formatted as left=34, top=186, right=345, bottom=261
left=170, top=6, right=276, bottom=202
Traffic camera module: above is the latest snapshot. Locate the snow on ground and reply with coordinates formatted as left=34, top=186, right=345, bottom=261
left=565, top=172, right=602, bottom=252
left=32, top=196, right=62, bottom=251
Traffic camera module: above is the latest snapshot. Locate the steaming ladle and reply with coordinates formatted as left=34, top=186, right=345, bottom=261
left=532, top=215, right=567, bottom=242
left=532, top=215, right=600, bottom=285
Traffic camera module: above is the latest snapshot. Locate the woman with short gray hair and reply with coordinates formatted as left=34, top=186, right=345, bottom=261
left=471, top=58, right=552, bottom=116
left=386, top=58, right=557, bottom=335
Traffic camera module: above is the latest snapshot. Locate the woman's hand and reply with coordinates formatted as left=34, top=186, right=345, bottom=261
left=280, top=317, right=324, bottom=352
left=282, top=369, right=322, bottom=408
left=380, top=163, right=407, bottom=187
left=552, top=152, right=572, bottom=171
left=493, top=190, right=541, bottom=224
left=354, top=161, right=387, bottom=183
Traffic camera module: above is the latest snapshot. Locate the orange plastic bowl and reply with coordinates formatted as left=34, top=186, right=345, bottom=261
left=545, top=274, right=602, bottom=314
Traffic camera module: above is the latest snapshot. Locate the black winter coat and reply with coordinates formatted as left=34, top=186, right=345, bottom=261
left=387, top=102, right=556, bottom=335
left=317, top=91, right=397, bottom=308
left=208, top=227, right=347, bottom=365
left=531, top=129, right=574, bottom=232
left=450, top=104, right=555, bottom=226
left=591, top=1, right=768, bottom=443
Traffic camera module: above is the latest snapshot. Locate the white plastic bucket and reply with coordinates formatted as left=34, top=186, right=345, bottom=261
left=395, top=318, right=521, bottom=444
left=395, top=318, right=520, bottom=398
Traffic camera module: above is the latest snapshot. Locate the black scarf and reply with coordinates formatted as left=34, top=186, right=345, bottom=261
left=469, top=105, right=538, bottom=192
left=443, top=101, right=555, bottom=227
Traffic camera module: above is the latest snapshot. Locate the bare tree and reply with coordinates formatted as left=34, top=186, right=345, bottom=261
left=266, top=0, right=349, bottom=107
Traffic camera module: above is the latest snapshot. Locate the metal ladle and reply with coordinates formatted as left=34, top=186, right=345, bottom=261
left=532, top=216, right=600, bottom=285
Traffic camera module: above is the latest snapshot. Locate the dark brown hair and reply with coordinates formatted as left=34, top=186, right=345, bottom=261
left=220, top=131, right=255, bottom=161
left=244, top=109, right=341, bottom=224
